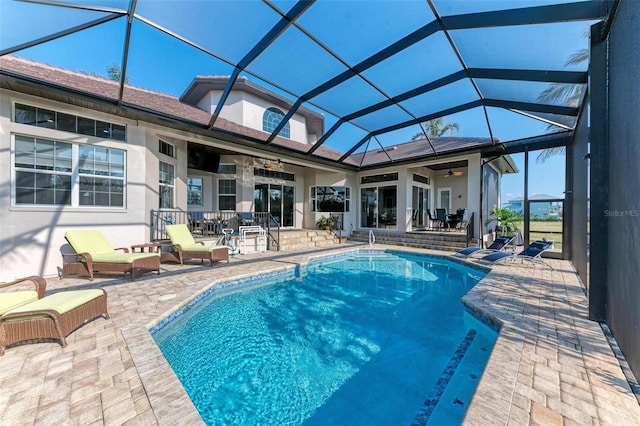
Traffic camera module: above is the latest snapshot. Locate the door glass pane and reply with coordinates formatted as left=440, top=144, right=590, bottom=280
left=412, top=186, right=427, bottom=229
left=360, top=188, right=376, bottom=228
left=282, top=186, right=294, bottom=227
left=254, top=184, right=268, bottom=213
left=378, top=185, right=397, bottom=230
left=269, top=185, right=282, bottom=226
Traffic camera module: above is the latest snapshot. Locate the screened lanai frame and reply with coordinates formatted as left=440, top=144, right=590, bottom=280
left=0, top=0, right=609, bottom=169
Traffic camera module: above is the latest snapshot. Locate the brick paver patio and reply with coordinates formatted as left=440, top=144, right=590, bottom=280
left=1, top=244, right=638, bottom=425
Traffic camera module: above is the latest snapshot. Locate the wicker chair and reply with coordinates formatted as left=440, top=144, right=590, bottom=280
left=64, top=230, right=160, bottom=280
left=0, top=276, right=47, bottom=316
left=0, top=285, right=109, bottom=355
left=164, top=224, right=229, bottom=266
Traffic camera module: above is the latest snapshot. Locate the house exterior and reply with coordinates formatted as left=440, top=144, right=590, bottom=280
left=0, top=55, right=514, bottom=280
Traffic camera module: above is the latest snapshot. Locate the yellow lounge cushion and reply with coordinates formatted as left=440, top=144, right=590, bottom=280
left=65, top=230, right=115, bottom=255
left=179, top=244, right=222, bottom=253
left=165, top=224, right=197, bottom=247
left=4, top=289, right=104, bottom=321
left=90, top=252, right=159, bottom=264
left=0, top=291, right=39, bottom=315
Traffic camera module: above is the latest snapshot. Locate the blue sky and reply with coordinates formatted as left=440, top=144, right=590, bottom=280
left=1, top=0, right=586, bottom=201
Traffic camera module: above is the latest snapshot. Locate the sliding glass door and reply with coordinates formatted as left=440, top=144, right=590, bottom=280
left=412, top=186, right=430, bottom=229
left=360, top=186, right=397, bottom=229
left=254, top=183, right=294, bottom=227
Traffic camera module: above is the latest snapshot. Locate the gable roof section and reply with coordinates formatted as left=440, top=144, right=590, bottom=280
left=180, top=75, right=324, bottom=137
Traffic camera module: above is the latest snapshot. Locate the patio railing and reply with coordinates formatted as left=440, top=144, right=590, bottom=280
left=150, top=210, right=280, bottom=250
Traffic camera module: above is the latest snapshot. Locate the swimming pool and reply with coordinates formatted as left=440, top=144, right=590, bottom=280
left=152, top=251, right=497, bottom=425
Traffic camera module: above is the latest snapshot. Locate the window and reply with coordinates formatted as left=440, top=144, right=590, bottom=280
left=187, top=177, right=203, bottom=206
left=13, top=134, right=125, bottom=207
left=438, top=187, right=452, bottom=211
left=14, top=103, right=126, bottom=141
left=310, top=186, right=350, bottom=212
left=361, top=172, right=398, bottom=184
left=413, top=173, right=430, bottom=185
left=217, top=164, right=236, bottom=174
left=159, top=161, right=175, bottom=209
left=78, top=145, right=125, bottom=207
left=253, top=168, right=295, bottom=181
left=262, top=107, right=290, bottom=139
left=159, top=140, right=175, bottom=158
left=218, top=179, right=236, bottom=211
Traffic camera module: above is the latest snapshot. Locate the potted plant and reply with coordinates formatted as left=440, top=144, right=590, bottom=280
left=316, top=216, right=333, bottom=230
left=484, top=206, right=522, bottom=236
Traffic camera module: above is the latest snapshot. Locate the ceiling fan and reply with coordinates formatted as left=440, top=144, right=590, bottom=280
left=441, top=164, right=463, bottom=177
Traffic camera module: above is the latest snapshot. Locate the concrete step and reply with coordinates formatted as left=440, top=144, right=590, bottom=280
left=270, top=229, right=341, bottom=251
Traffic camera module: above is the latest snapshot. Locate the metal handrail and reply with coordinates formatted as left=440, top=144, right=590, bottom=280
left=466, top=212, right=475, bottom=245
left=150, top=210, right=280, bottom=250
left=329, top=213, right=343, bottom=242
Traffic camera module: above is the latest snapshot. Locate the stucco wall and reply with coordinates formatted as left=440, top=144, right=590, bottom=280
left=0, top=91, right=151, bottom=280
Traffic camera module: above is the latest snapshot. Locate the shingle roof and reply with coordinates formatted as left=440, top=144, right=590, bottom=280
left=0, top=55, right=358, bottom=166
left=349, top=136, right=497, bottom=167
left=0, top=55, right=501, bottom=169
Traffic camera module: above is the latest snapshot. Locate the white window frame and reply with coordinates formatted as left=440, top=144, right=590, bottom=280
left=437, top=187, right=452, bottom=211
left=159, top=139, right=176, bottom=158
left=309, top=186, right=351, bottom=213
left=187, top=176, right=203, bottom=206
left=12, top=134, right=126, bottom=208
left=159, top=161, right=175, bottom=209
left=217, top=178, right=236, bottom=211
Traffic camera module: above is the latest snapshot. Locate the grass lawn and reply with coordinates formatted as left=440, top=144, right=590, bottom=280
left=514, top=220, right=563, bottom=250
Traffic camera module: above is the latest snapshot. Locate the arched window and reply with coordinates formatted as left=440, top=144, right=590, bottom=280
left=262, top=107, right=290, bottom=139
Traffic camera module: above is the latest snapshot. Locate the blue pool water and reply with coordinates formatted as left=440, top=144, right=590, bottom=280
left=153, top=251, right=498, bottom=425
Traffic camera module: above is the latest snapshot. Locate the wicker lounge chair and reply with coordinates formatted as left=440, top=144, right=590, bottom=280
left=0, top=286, right=109, bottom=355
left=476, top=240, right=554, bottom=270
left=64, top=230, right=161, bottom=280
left=0, top=276, right=47, bottom=316
left=165, top=224, right=230, bottom=266
left=453, top=236, right=514, bottom=258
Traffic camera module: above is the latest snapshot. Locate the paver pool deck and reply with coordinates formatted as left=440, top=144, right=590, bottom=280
left=1, top=243, right=638, bottom=425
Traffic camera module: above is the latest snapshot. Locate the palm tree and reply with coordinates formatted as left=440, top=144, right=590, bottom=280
left=411, top=117, right=460, bottom=140
left=107, top=64, right=130, bottom=84
left=535, top=43, right=589, bottom=163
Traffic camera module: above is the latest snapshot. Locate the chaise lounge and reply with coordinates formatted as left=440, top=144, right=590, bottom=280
left=0, top=276, right=47, bottom=316
left=476, top=240, right=555, bottom=270
left=0, top=279, right=109, bottom=355
left=453, top=235, right=514, bottom=258
left=165, top=224, right=230, bottom=266
left=64, top=230, right=161, bottom=280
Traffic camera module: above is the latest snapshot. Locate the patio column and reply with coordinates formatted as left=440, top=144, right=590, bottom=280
left=588, top=22, right=608, bottom=322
